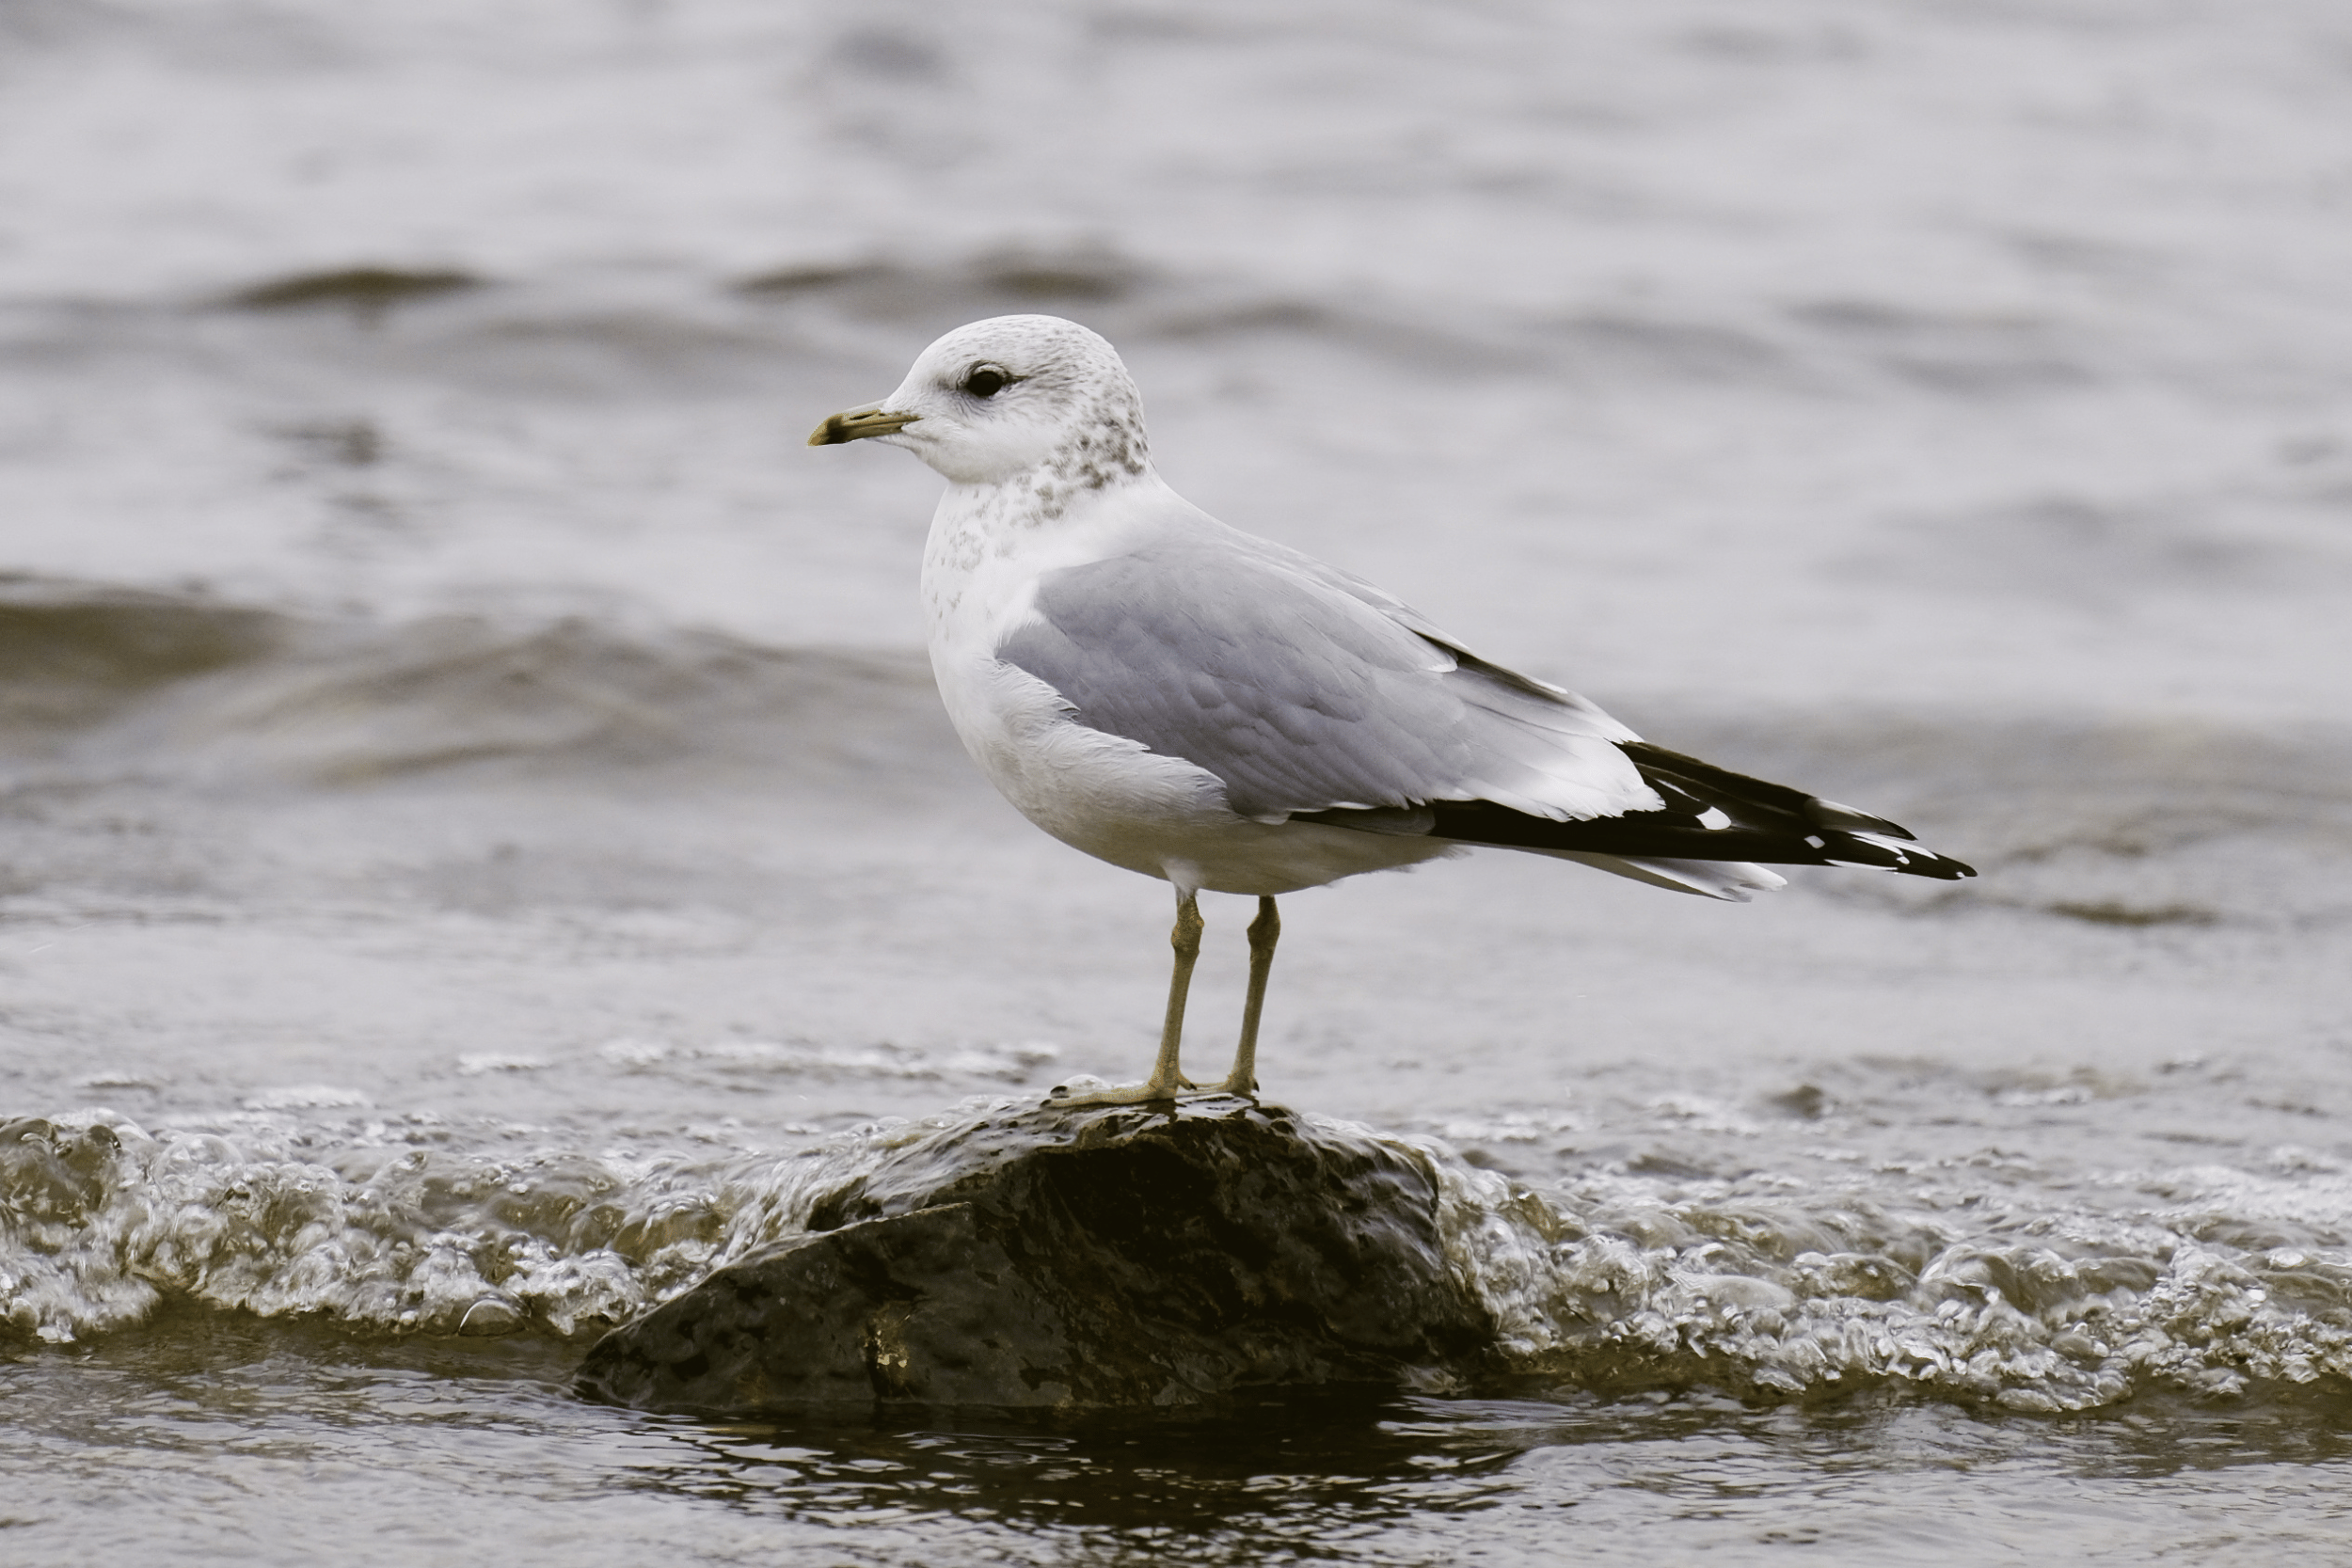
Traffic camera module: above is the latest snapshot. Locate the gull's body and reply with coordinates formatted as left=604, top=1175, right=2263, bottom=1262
left=928, top=477, right=1473, bottom=897
left=814, top=315, right=1973, bottom=1103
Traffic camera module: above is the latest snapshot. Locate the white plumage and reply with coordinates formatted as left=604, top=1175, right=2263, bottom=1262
left=812, top=314, right=1972, bottom=1103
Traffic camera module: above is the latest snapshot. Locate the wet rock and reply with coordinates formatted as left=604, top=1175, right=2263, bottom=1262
left=576, top=1099, right=1498, bottom=1414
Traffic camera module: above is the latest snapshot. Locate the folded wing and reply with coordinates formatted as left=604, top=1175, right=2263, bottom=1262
left=995, top=518, right=1973, bottom=900
left=997, top=524, right=1652, bottom=821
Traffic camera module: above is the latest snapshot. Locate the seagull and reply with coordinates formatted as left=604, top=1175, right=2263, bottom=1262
left=811, top=315, right=1974, bottom=1106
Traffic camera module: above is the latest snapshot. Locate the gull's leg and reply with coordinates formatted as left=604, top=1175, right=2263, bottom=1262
left=1147, top=888, right=1207, bottom=1092
left=1051, top=889, right=1202, bottom=1106
left=1199, top=895, right=1279, bottom=1099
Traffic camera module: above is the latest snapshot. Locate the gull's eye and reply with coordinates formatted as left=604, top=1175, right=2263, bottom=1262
left=961, top=364, right=1010, bottom=399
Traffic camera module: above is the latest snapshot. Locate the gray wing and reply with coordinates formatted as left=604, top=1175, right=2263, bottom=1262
left=994, top=523, right=1657, bottom=823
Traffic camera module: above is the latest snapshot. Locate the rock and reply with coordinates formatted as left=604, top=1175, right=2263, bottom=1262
left=575, top=1097, right=1499, bottom=1413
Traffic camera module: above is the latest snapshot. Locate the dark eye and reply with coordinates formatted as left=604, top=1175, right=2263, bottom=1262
left=962, top=365, right=1009, bottom=399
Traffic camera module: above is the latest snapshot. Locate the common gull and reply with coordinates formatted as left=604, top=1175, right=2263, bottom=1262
left=811, top=315, right=1973, bottom=1105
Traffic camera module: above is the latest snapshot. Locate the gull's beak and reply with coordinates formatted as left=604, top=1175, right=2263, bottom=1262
left=807, top=404, right=920, bottom=447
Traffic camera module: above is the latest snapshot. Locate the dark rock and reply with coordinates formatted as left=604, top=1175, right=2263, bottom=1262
left=575, top=1098, right=1499, bottom=1414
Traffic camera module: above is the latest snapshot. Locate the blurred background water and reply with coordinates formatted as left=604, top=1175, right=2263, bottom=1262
left=4, top=2, right=2352, bottom=1562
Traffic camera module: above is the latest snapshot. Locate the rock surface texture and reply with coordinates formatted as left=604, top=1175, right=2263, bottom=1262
left=575, top=1099, right=1499, bottom=1413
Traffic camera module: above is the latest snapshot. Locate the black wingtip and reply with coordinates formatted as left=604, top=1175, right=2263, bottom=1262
left=1804, top=798, right=1916, bottom=841
left=1298, top=740, right=1976, bottom=884
left=1522, top=740, right=1976, bottom=881
left=1817, top=829, right=1976, bottom=879
left=1303, top=798, right=1978, bottom=880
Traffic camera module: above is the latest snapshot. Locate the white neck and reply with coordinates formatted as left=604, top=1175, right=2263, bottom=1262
left=921, top=466, right=1180, bottom=655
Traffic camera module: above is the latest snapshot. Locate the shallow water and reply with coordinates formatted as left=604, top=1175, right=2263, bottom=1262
left=7, top=1, right=2352, bottom=1562
left=11, top=1318, right=2352, bottom=1566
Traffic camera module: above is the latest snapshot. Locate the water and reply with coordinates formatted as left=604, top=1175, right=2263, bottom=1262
left=6, top=1, right=2352, bottom=1560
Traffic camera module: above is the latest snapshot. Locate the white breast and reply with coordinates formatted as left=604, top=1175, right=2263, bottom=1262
left=921, top=479, right=1217, bottom=863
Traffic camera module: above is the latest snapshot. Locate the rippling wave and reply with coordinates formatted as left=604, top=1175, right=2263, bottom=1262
left=9, top=1097, right=2349, bottom=1417
left=8, top=575, right=2348, bottom=933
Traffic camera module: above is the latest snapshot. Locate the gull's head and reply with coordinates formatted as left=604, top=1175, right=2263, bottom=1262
left=808, top=314, right=1150, bottom=489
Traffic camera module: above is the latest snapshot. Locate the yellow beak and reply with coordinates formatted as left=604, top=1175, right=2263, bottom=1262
left=807, top=404, right=920, bottom=446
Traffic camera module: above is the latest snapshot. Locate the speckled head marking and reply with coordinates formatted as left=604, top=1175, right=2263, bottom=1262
left=809, top=315, right=1151, bottom=511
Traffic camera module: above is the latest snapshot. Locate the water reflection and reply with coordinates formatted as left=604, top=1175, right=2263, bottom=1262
left=628, top=1392, right=1522, bottom=1556
left=10, top=1319, right=2352, bottom=1564
left=614, top=1378, right=2352, bottom=1555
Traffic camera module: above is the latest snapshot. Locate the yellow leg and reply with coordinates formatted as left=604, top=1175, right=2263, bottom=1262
left=1201, top=895, right=1278, bottom=1099
left=1051, top=889, right=1202, bottom=1106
